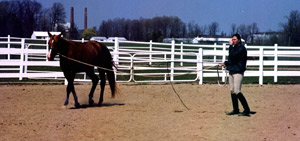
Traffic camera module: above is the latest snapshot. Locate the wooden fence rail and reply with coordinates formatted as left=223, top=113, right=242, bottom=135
left=1, top=36, right=300, bottom=85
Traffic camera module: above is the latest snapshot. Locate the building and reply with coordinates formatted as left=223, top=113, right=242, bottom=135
left=90, top=36, right=107, bottom=42
left=252, top=32, right=281, bottom=44
left=192, top=36, right=245, bottom=44
left=31, top=31, right=61, bottom=39
left=106, top=37, right=127, bottom=42
left=162, top=38, right=193, bottom=43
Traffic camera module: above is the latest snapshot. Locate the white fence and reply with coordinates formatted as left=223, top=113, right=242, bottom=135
left=1, top=35, right=300, bottom=85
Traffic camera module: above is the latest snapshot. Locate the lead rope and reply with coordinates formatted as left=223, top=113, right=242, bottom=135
left=58, top=53, right=225, bottom=110
left=58, top=53, right=118, bottom=72
left=216, top=65, right=227, bottom=87
left=59, top=53, right=190, bottom=110
left=167, top=62, right=190, bottom=110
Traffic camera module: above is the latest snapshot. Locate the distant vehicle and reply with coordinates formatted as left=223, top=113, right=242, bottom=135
left=90, top=36, right=107, bottom=42
left=106, top=37, right=127, bottom=42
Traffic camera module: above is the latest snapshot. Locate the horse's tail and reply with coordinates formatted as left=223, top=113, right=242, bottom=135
left=107, top=48, right=116, bottom=98
left=98, top=42, right=117, bottom=98
left=107, top=68, right=116, bottom=98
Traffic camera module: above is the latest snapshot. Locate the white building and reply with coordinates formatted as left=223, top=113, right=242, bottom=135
left=31, top=31, right=61, bottom=39
left=252, top=32, right=280, bottom=43
left=192, top=36, right=245, bottom=44
left=162, top=38, right=193, bottom=43
left=90, top=36, right=107, bottom=42
left=106, top=37, right=127, bottom=42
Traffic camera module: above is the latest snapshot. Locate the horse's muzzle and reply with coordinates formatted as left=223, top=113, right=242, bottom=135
left=47, top=49, right=55, bottom=61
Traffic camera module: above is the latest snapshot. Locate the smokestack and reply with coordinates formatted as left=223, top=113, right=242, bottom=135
left=70, top=7, right=74, bottom=29
left=84, top=8, right=87, bottom=30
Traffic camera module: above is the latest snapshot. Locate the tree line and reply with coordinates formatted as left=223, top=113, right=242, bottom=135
left=97, top=17, right=260, bottom=43
left=0, top=0, right=299, bottom=46
left=0, top=0, right=69, bottom=38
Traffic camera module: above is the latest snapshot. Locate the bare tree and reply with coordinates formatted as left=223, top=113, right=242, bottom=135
left=0, top=0, right=42, bottom=37
left=208, top=22, right=219, bottom=36
left=281, top=10, right=300, bottom=46
left=36, top=9, right=51, bottom=31
left=237, top=24, right=249, bottom=42
left=220, top=31, right=226, bottom=37
left=142, top=18, right=153, bottom=41
left=230, top=24, right=237, bottom=36
left=187, top=22, right=196, bottom=37
left=249, top=22, right=259, bottom=44
left=130, top=19, right=143, bottom=41
left=49, top=2, right=66, bottom=31
left=187, top=22, right=206, bottom=37
left=169, top=16, right=184, bottom=38
left=99, top=20, right=113, bottom=38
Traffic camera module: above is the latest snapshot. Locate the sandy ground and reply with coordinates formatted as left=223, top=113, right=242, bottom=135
left=0, top=83, right=300, bottom=141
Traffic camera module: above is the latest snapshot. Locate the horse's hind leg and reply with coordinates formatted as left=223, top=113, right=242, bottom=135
left=98, top=69, right=106, bottom=106
left=65, top=72, right=80, bottom=108
left=86, top=70, right=99, bottom=106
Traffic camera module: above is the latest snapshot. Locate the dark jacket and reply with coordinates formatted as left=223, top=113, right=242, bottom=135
left=224, top=43, right=247, bottom=74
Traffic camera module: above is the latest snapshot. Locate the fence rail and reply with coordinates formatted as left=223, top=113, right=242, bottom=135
left=1, top=36, right=300, bottom=85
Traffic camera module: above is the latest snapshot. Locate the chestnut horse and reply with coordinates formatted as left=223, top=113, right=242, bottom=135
left=47, top=32, right=116, bottom=108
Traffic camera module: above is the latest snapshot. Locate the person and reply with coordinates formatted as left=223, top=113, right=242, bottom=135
left=221, top=33, right=250, bottom=116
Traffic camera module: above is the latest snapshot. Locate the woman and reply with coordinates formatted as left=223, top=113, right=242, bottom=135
left=221, top=33, right=250, bottom=116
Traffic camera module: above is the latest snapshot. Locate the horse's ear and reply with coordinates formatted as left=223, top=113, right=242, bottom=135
left=58, top=33, right=62, bottom=37
left=48, top=31, right=52, bottom=37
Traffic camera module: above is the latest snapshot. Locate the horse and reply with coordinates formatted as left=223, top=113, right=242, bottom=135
left=47, top=32, right=116, bottom=108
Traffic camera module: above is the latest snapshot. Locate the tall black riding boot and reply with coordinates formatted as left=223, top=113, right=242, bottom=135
left=226, top=93, right=239, bottom=115
left=237, top=92, right=250, bottom=116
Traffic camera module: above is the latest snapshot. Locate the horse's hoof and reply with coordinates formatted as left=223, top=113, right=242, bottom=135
left=61, top=105, right=67, bottom=109
left=75, top=103, right=81, bottom=108
left=64, top=101, right=69, bottom=106
left=98, top=102, right=102, bottom=107
left=89, top=99, right=94, bottom=106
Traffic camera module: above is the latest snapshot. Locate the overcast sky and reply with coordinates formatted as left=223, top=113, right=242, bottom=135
left=35, top=0, right=300, bottom=34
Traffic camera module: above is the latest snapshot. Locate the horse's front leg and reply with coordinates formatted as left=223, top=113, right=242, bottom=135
left=64, top=88, right=70, bottom=106
left=65, top=72, right=80, bottom=108
left=68, top=82, right=80, bottom=108
left=98, top=70, right=106, bottom=106
left=86, top=70, right=99, bottom=106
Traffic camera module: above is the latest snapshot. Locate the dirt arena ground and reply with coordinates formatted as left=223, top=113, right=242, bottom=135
left=0, top=83, right=300, bottom=141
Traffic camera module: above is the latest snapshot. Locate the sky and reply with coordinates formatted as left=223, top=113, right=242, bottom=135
left=35, top=0, right=300, bottom=34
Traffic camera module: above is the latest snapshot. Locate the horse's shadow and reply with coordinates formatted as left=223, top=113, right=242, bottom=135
left=70, top=103, right=125, bottom=109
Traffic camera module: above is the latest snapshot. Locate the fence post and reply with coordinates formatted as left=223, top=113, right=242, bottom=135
left=274, top=44, right=278, bottom=82
left=149, top=40, right=152, bottom=65
left=180, top=42, right=183, bottom=66
left=81, top=38, right=84, bottom=43
left=170, top=40, right=175, bottom=81
left=8, top=35, right=10, bottom=60
left=197, top=48, right=203, bottom=84
left=259, top=47, right=264, bottom=85
left=24, top=44, right=28, bottom=75
left=113, top=37, right=119, bottom=80
left=129, top=54, right=134, bottom=82
left=19, top=38, right=25, bottom=80
left=213, top=43, right=217, bottom=63
left=222, top=43, right=226, bottom=82
left=164, top=53, right=167, bottom=81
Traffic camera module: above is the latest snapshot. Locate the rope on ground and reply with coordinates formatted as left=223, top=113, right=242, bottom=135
left=166, top=61, right=190, bottom=110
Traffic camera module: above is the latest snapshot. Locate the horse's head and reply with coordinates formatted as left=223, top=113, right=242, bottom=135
left=47, top=32, right=62, bottom=61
